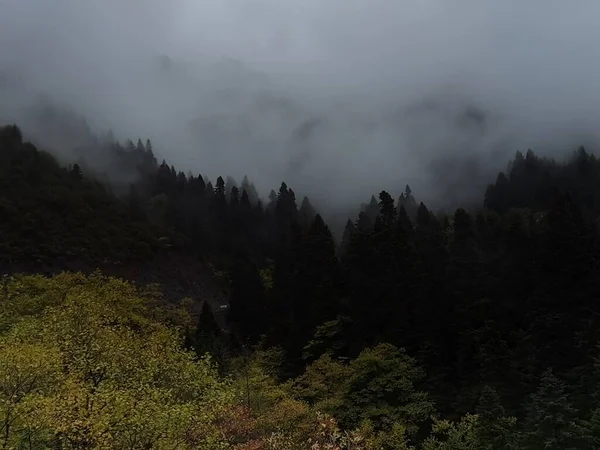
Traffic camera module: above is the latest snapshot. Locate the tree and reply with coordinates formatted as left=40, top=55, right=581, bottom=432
left=339, top=343, right=434, bottom=435
left=135, top=138, right=146, bottom=153
left=241, top=176, right=259, bottom=205
left=228, top=258, right=268, bottom=345
left=275, top=182, right=298, bottom=229
left=197, top=300, right=220, bottom=339
left=446, top=208, right=486, bottom=411
left=522, top=369, right=584, bottom=450
left=295, top=344, right=434, bottom=437
left=339, top=218, right=355, bottom=257
left=398, top=185, right=418, bottom=218
left=214, top=176, right=226, bottom=201
left=290, top=214, right=340, bottom=349
left=377, top=190, right=396, bottom=228
left=0, top=273, right=233, bottom=449
left=70, top=163, right=83, bottom=180
left=0, top=342, right=62, bottom=449
left=211, top=176, right=229, bottom=251
left=230, top=185, right=240, bottom=211
left=422, top=414, right=480, bottom=450
left=475, top=386, right=518, bottom=449
left=225, top=176, right=238, bottom=201
left=364, top=195, right=379, bottom=222
left=299, top=196, right=317, bottom=229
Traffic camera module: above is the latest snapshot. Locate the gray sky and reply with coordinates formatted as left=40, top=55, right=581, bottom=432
left=2, top=0, right=600, bottom=211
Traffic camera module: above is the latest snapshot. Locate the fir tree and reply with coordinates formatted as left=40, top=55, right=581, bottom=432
left=475, top=386, right=518, bottom=449
left=228, top=257, right=268, bottom=345
left=522, top=369, right=584, bottom=450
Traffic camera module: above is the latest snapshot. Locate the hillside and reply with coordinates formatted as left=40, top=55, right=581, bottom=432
left=0, top=125, right=229, bottom=322
left=4, top=122, right=600, bottom=448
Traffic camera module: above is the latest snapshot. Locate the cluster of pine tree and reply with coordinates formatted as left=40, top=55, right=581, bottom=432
left=5, top=123, right=600, bottom=447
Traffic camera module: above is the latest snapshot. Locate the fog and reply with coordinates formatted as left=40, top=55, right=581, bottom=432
left=2, top=0, right=600, bottom=213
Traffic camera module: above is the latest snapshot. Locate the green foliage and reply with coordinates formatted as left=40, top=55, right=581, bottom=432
left=422, top=414, right=480, bottom=450
left=0, top=273, right=233, bottom=449
left=294, top=343, right=434, bottom=439
left=0, top=126, right=174, bottom=266
left=259, top=267, right=275, bottom=291
left=521, top=369, right=585, bottom=450
left=474, top=386, right=518, bottom=449
left=302, top=315, right=352, bottom=361
left=7, top=122, right=600, bottom=448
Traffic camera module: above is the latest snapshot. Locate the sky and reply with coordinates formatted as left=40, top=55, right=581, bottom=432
left=1, top=0, right=600, bottom=213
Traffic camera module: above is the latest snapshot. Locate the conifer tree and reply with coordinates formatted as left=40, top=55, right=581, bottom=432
left=70, top=163, right=83, bottom=180
left=228, top=257, right=268, bottom=345
left=522, top=369, right=583, bottom=450
left=475, top=386, right=518, bottom=449
left=299, top=196, right=317, bottom=229
left=339, top=218, right=355, bottom=257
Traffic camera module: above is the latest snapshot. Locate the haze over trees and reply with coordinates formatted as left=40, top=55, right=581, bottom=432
left=5, top=1, right=600, bottom=216
left=3, top=123, right=600, bottom=448
left=4, top=1, right=600, bottom=448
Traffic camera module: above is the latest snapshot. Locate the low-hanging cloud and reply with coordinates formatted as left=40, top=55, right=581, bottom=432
left=2, top=0, right=600, bottom=212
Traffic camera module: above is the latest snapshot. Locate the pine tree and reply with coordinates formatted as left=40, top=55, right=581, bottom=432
left=365, top=194, right=379, bottom=222
left=230, top=186, right=240, bottom=210
left=210, top=176, right=229, bottom=252
left=70, top=163, right=83, bottom=180
left=338, top=218, right=354, bottom=257
left=475, top=386, right=518, bottom=449
left=267, top=189, right=277, bottom=211
left=582, top=408, right=600, bottom=449
left=228, top=257, right=268, bottom=345
left=377, top=190, right=396, bottom=228
left=241, top=175, right=259, bottom=205
left=125, top=139, right=135, bottom=152
left=197, top=301, right=220, bottom=338
left=292, top=214, right=340, bottom=345
left=446, top=208, right=486, bottom=411
left=299, top=196, right=317, bottom=229
left=522, top=369, right=583, bottom=450
left=135, top=138, right=145, bottom=153
left=398, top=185, right=418, bottom=218
left=214, top=176, right=226, bottom=199
left=193, top=301, right=222, bottom=358
left=240, top=189, right=251, bottom=211
left=225, top=176, right=237, bottom=201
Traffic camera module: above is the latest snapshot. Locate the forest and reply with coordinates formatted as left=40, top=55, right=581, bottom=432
left=2, top=122, right=600, bottom=449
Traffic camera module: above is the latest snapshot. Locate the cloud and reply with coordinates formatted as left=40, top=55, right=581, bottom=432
left=2, top=0, right=600, bottom=212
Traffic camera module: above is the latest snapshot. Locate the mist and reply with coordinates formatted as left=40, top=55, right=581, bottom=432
left=2, top=0, right=600, bottom=214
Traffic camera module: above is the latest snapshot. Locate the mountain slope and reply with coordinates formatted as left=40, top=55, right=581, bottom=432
left=0, top=124, right=230, bottom=324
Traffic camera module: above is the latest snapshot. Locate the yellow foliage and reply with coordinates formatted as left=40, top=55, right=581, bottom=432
left=0, top=272, right=393, bottom=450
left=0, top=272, right=233, bottom=449
left=259, top=268, right=274, bottom=291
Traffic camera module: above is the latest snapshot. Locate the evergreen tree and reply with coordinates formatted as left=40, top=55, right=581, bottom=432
left=145, top=138, right=153, bottom=154
left=241, top=175, right=259, bottom=205
left=197, top=300, right=220, bottom=338
left=338, top=218, right=354, bottom=257
left=364, top=194, right=380, bottom=222
left=298, top=196, right=317, bottom=229
left=225, top=176, right=237, bottom=201
left=291, top=214, right=340, bottom=348
left=70, top=163, right=83, bottom=180
left=230, top=186, right=240, bottom=210
left=377, top=190, right=396, bottom=228
left=522, top=369, right=583, bottom=450
left=475, top=386, right=518, bottom=449
left=135, top=138, right=145, bottom=153
left=228, top=256, right=268, bottom=345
